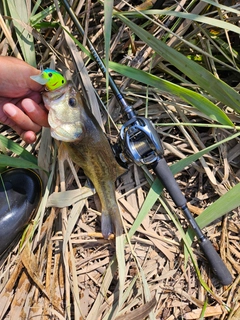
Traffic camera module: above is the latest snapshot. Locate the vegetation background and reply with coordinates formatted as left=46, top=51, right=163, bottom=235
left=0, top=0, right=239, bottom=319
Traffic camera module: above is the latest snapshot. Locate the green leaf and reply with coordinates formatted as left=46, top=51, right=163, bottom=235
left=114, top=13, right=240, bottom=114
left=0, top=135, right=37, bottom=164
left=170, top=131, right=240, bottom=175
left=189, top=1, right=240, bottom=16
left=104, top=0, right=114, bottom=103
left=196, top=183, right=240, bottom=229
left=6, top=0, right=36, bottom=66
left=30, top=3, right=57, bottom=27
left=109, top=61, right=234, bottom=126
left=0, top=154, right=42, bottom=170
left=185, top=181, right=240, bottom=254
left=122, top=10, right=240, bottom=35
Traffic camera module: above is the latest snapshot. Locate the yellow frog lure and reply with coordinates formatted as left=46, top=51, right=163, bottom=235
left=30, top=68, right=66, bottom=91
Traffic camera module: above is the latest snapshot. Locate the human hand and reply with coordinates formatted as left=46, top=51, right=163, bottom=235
left=0, top=56, right=49, bottom=143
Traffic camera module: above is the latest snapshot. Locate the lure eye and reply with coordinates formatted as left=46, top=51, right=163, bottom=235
left=48, top=73, right=52, bottom=77
left=69, top=98, right=76, bottom=107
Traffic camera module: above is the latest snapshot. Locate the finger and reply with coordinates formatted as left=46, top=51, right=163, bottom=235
left=21, top=98, right=49, bottom=127
left=3, top=103, right=41, bottom=133
left=0, top=115, right=37, bottom=144
left=21, top=131, right=37, bottom=144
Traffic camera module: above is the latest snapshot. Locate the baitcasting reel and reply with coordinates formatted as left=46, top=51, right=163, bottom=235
left=119, top=116, right=164, bottom=166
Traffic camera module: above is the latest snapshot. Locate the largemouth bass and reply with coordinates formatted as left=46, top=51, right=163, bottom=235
left=43, top=81, right=125, bottom=239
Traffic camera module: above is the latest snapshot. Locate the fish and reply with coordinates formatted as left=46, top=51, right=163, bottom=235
left=42, top=80, right=125, bottom=239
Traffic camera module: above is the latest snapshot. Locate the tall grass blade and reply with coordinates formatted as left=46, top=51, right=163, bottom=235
left=62, top=200, right=86, bottom=318
left=0, top=135, right=38, bottom=164
left=6, top=0, right=36, bottom=66
left=102, top=275, right=138, bottom=320
left=0, top=154, right=43, bottom=171
left=114, top=13, right=240, bottom=114
left=196, top=182, right=240, bottom=229
left=112, top=234, right=126, bottom=317
left=124, top=10, right=240, bottom=35
left=46, top=187, right=95, bottom=208
left=170, top=131, right=240, bottom=175
left=86, top=257, right=118, bottom=320
left=109, top=61, right=233, bottom=126
left=30, top=3, right=57, bottom=27
left=201, top=0, right=240, bottom=15
left=104, top=0, right=114, bottom=104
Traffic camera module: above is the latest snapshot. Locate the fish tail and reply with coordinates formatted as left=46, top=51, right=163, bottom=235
left=101, top=211, right=114, bottom=239
left=101, top=206, right=123, bottom=239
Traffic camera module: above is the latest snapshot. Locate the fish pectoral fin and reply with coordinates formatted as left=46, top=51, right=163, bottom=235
left=116, top=163, right=127, bottom=178
left=58, top=142, right=71, bottom=162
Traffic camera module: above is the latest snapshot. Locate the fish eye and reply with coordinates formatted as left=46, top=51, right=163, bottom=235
left=69, top=98, right=76, bottom=107
left=48, top=73, right=52, bottom=77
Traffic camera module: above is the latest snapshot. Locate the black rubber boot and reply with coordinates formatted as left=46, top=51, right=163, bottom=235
left=0, top=168, right=42, bottom=256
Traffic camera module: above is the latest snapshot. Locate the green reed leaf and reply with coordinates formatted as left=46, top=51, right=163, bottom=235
left=6, top=0, right=36, bottom=66
left=109, top=61, right=234, bottom=126
left=0, top=154, right=42, bottom=170
left=114, top=13, right=240, bottom=114
left=196, top=182, right=240, bottom=229
left=0, top=135, right=38, bottom=164
left=104, top=0, right=114, bottom=104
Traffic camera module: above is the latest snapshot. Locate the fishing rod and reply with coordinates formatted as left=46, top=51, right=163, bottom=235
left=61, top=0, right=232, bottom=286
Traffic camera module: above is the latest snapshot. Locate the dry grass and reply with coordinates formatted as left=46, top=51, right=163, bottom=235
left=0, top=1, right=240, bottom=319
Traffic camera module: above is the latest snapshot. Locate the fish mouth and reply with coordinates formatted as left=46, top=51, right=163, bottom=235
left=51, top=92, right=65, bottom=101
left=50, top=127, right=82, bottom=142
left=43, top=92, right=65, bottom=110
left=43, top=83, right=68, bottom=99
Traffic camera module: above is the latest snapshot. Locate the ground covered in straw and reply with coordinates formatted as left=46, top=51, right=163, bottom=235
left=0, top=1, right=240, bottom=319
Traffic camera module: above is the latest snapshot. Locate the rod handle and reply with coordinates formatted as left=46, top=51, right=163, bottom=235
left=152, top=158, right=186, bottom=207
left=200, top=238, right=232, bottom=285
